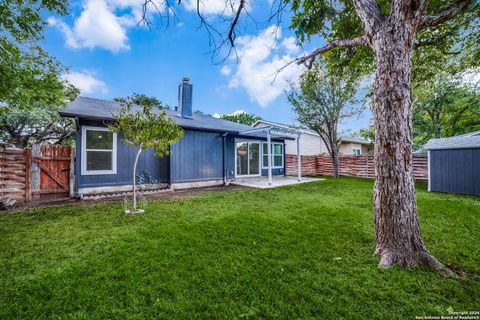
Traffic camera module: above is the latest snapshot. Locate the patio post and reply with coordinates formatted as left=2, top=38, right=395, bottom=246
left=267, top=129, right=272, bottom=185
left=297, top=133, right=301, bottom=182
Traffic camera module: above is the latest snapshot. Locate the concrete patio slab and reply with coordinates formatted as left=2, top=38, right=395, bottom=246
left=230, top=176, right=323, bottom=189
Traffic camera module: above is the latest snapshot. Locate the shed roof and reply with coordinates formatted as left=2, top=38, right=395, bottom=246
left=60, top=97, right=259, bottom=135
left=424, top=131, right=480, bottom=150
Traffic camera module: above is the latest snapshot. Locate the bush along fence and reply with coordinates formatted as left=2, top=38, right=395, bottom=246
left=0, top=144, right=73, bottom=206
left=285, top=154, right=428, bottom=181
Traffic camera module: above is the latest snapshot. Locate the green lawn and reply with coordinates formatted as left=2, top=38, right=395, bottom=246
left=0, top=178, right=479, bottom=319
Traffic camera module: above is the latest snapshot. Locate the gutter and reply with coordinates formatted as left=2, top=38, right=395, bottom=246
left=62, top=113, right=243, bottom=135
left=74, top=117, right=80, bottom=197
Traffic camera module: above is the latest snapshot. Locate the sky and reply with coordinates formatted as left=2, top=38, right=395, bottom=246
left=44, top=0, right=372, bottom=133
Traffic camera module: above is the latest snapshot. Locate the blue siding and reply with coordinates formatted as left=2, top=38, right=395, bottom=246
left=226, top=136, right=286, bottom=178
left=75, top=122, right=287, bottom=190
left=430, top=149, right=480, bottom=196
left=76, top=121, right=169, bottom=189
left=225, top=137, right=235, bottom=179
left=170, top=130, right=225, bottom=183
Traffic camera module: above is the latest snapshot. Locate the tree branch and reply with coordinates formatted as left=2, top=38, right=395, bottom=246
left=296, top=35, right=368, bottom=68
left=352, top=0, right=382, bottom=32
left=227, top=0, right=246, bottom=47
left=420, top=0, right=472, bottom=29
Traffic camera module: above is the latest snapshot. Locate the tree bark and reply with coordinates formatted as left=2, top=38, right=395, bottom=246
left=371, top=18, right=448, bottom=271
left=330, top=141, right=339, bottom=178
left=434, top=110, right=442, bottom=138
left=434, top=125, right=441, bottom=139
left=132, top=144, right=143, bottom=212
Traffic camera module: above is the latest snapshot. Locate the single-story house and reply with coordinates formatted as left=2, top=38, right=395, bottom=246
left=425, top=131, right=480, bottom=196
left=59, top=78, right=299, bottom=196
left=338, top=137, right=373, bottom=156
left=252, top=120, right=373, bottom=156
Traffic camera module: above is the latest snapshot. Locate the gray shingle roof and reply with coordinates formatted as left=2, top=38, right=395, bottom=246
left=59, top=96, right=256, bottom=134
left=424, top=131, right=480, bottom=150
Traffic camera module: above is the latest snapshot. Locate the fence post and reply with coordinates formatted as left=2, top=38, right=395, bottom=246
left=25, top=148, right=32, bottom=203
left=31, top=144, right=41, bottom=200
left=0, top=143, right=5, bottom=199
left=69, top=147, right=75, bottom=198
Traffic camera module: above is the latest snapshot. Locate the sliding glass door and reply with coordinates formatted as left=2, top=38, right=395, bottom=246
left=236, top=141, right=260, bottom=176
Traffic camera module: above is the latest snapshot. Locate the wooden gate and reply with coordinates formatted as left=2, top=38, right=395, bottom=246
left=1, top=144, right=73, bottom=206
left=30, top=145, right=74, bottom=201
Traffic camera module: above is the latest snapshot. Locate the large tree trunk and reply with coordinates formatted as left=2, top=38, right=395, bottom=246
left=434, top=114, right=441, bottom=138
left=371, top=21, right=445, bottom=270
left=330, top=142, right=339, bottom=179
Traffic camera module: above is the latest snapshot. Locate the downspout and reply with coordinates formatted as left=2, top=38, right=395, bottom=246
left=222, top=132, right=229, bottom=186
left=74, top=117, right=80, bottom=197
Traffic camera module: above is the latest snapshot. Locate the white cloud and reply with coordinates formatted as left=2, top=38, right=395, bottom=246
left=220, top=65, right=231, bottom=76
left=50, top=0, right=165, bottom=53
left=48, top=17, right=80, bottom=48
left=226, top=26, right=303, bottom=107
left=231, top=110, right=246, bottom=115
left=212, top=110, right=247, bottom=118
left=281, top=37, right=299, bottom=55
left=63, top=70, right=108, bottom=94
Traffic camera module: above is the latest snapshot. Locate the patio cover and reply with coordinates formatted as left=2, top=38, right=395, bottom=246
left=239, top=126, right=303, bottom=185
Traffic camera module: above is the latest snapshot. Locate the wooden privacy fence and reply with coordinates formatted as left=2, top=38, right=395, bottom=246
left=286, top=154, right=428, bottom=181
left=0, top=144, right=73, bottom=204
left=0, top=147, right=27, bottom=202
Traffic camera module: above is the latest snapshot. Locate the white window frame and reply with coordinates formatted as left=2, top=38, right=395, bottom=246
left=352, top=148, right=362, bottom=156
left=262, top=142, right=284, bottom=169
left=234, top=139, right=261, bottom=177
left=81, top=126, right=117, bottom=175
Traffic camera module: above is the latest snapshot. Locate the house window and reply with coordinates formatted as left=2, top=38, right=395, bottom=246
left=81, top=126, right=117, bottom=175
left=352, top=148, right=362, bottom=156
left=262, top=143, right=284, bottom=168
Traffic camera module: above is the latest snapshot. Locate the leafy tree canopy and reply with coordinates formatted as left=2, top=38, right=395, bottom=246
left=114, top=93, right=170, bottom=110
left=288, top=0, right=479, bottom=81
left=220, top=112, right=262, bottom=126
left=413, top=72, right=480, bottom=149
left=358, top=124, right=375, bottom=142
left=108, top=100, right=183, bottom=157
left=287, top=63, right=362, bottom=177
left=288, top=63, right=361, bottom=145
left=0, top=84, right=79, bottom=147
left=0, top=0, right=70, bottom=110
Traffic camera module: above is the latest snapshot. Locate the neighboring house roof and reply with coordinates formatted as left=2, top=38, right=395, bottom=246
left=60, top=97, right=256, bottom=135
left=339, top=137, right=372, bottom=145
left=252, top=119, right=372, bottom=145
left=424, top=131, right=480, bottom=150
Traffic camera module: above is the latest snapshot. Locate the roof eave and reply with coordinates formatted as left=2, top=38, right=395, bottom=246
left=59, top=112, right=254, bottom=135
left=426, top=145, right=480, bottom=150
